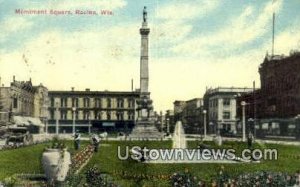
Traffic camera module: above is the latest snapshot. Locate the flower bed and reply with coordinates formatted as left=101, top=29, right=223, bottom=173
left=170, top=169, right=300, bottom=187
left=70, top=144, right=94, bottom=173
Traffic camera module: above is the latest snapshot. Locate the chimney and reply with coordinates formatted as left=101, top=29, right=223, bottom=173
left=71, top=87, right=74, bottom=91
left=13, top=75, right=15, bottom=82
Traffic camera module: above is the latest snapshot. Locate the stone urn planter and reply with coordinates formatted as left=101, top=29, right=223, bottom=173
left=42, top=148, right=71, bottom=183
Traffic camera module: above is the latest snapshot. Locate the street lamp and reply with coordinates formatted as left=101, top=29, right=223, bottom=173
left=241, top=101, right=246, bottom=142
left=160, top=111, right=163, bottom=132
left=72, top=107, right=76, bottom=134
left=248, top=118, right=254, bottom=135
left=55, top=102, right=59, bottom=135
left=166, top=118, right=170, bottom=134
left=88, top=113, right=91, bottom=134
left=208, top=122, right=213, bottom=134
left=203, top=110, right=207, bottom=139
left=45, top=118, right=48, bottom=135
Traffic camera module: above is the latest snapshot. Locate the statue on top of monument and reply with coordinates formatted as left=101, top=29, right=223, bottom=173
left=143, top=6, right=147, bottom=22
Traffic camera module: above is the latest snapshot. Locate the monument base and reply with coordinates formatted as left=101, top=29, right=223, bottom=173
left=130, top=120, right=163, bottom=140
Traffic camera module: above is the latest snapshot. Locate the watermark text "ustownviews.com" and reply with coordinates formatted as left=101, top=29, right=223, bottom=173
left=117, top=146, right=278, bottom=163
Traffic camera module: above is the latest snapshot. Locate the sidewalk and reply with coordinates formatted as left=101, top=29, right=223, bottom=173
left=38, top=133, right=300, bottom=146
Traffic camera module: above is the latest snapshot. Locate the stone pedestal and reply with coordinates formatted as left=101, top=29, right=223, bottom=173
left=130, top=120, right=162, bottom=139
left=130, top=94, right=162, bottom=139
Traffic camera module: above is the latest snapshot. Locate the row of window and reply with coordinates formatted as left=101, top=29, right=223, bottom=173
left=209, top=111, right=231, bottom=120
left=209, top=98, right=231, bottom=108
left=50, top=110, right=135, bottom=121
left=12, top=97, right=34, bottom=109
left=50, top=97, right=135, bottom=108
left=264, top=75, right=299, bottom=93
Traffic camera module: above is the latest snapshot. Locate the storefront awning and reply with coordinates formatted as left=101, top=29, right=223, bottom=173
left=13, top=116, right=44, bottom=127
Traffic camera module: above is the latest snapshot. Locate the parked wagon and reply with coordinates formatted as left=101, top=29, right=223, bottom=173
left=5, top=127, right=33, bottom=146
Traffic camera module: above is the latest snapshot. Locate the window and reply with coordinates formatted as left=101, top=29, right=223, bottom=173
left=107, top=98, right=111, bottom=108
left=223, top=98, right=230, bottom=106
left=83, top=111, right=89, bottom=120
left=211, top=99, right=218, bottom=107
left=106, top=112, right=111, bottom=120
left=84, top=98, right=90, bottom=108
left=72, top=111, right=79, bottom=120
left=95, top=111, right=101, bottom=120
left=60, top=110, right=67, bottom=120
left=117, top=112, right=124, bottom=120
left=128, top=111, right=134, bottom=120
left=117, top=98, right=124, bottom=108
left=13, top=98, right=18, bottom=108
left=72, top=98, right=79, bottom=107
left=95, top=98, right=102, bottom=108
left=128, top=99, right=134, bottom=108
left=50, top=110, right=55, bottom=119
left=50, top=98, right=54, bottom=107
left=223, top=112, right=230, bottom=119
left=61, top=98, right=67, bottom=107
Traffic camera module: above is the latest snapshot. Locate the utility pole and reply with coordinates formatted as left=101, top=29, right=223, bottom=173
left=241, top=101, right=246, bottom=142
left=272, top=13, right=275, bottom=56
left=253, top=81, right=256, bottom=137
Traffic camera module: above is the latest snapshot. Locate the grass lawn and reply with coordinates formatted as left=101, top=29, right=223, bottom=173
left=187, top=141, right=300, bottom=178
left=82, top=140, right=300, bottom=186
left=0, top=140, right=89, bottom=180
left=0, top=140, right=300, bottom=186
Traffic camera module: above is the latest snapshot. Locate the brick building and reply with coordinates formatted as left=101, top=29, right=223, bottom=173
left=0, top=77, right=48, bottom=132
left=47, top=89, right=139, bottom=133
left=237, top=52, right=300, bottom=139
left=259, top=52, right=300, bottom=118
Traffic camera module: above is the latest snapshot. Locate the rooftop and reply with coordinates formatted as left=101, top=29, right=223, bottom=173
left=205, top=87, right=253, bottom=95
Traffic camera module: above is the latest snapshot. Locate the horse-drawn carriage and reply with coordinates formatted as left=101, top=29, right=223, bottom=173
left=5, top=126, right=33, bottom=146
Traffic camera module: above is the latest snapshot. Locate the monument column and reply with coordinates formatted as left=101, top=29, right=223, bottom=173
left=130, top=7, right=162, bottom=139
left=140, top=6, right=150, bottom=94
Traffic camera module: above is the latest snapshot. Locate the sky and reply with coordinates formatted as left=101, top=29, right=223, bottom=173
left=0, top=0, right=300, bottom=112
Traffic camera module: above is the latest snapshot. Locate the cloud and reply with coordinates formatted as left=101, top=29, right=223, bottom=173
left=0, top=21, right=141, bottom=91
left=150, top=52, right=263, bottom=110
left=171, top=0, right=283, bottom=57
left=273, top=23, right=300, bottom=55
left=18, top=0, right=127, bottom=11
left=0, top=17, right=33, bottom=42
left=0, top=0, right=298, bottom=112
left=151, top=20, right=192, bottom=45
left=150, top=0, right=221, bottom=54
left=155, top=0, right=220, bottom=20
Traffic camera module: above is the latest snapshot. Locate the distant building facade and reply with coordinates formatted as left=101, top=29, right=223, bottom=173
left=47, top=89, right=139, bottom=133
left=173, top=100, right=186, bottom=123
left=203, top=87, right=252, bottom=135
left=0, top=77, right=48, bottom=132
left=259, top=53, right=300, bottom=118
left=237, top=52, right=300, bottom=139
left=165, top=109, right=175, bottom=133
left=173, top=98, right=203, bottom=134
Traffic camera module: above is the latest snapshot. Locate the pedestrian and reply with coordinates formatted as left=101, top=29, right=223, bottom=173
left=74, top=130, right=81, bottom=150
left=91, top=134, right=100, bottom=152
left=247, top=132, right=253, bottom=149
